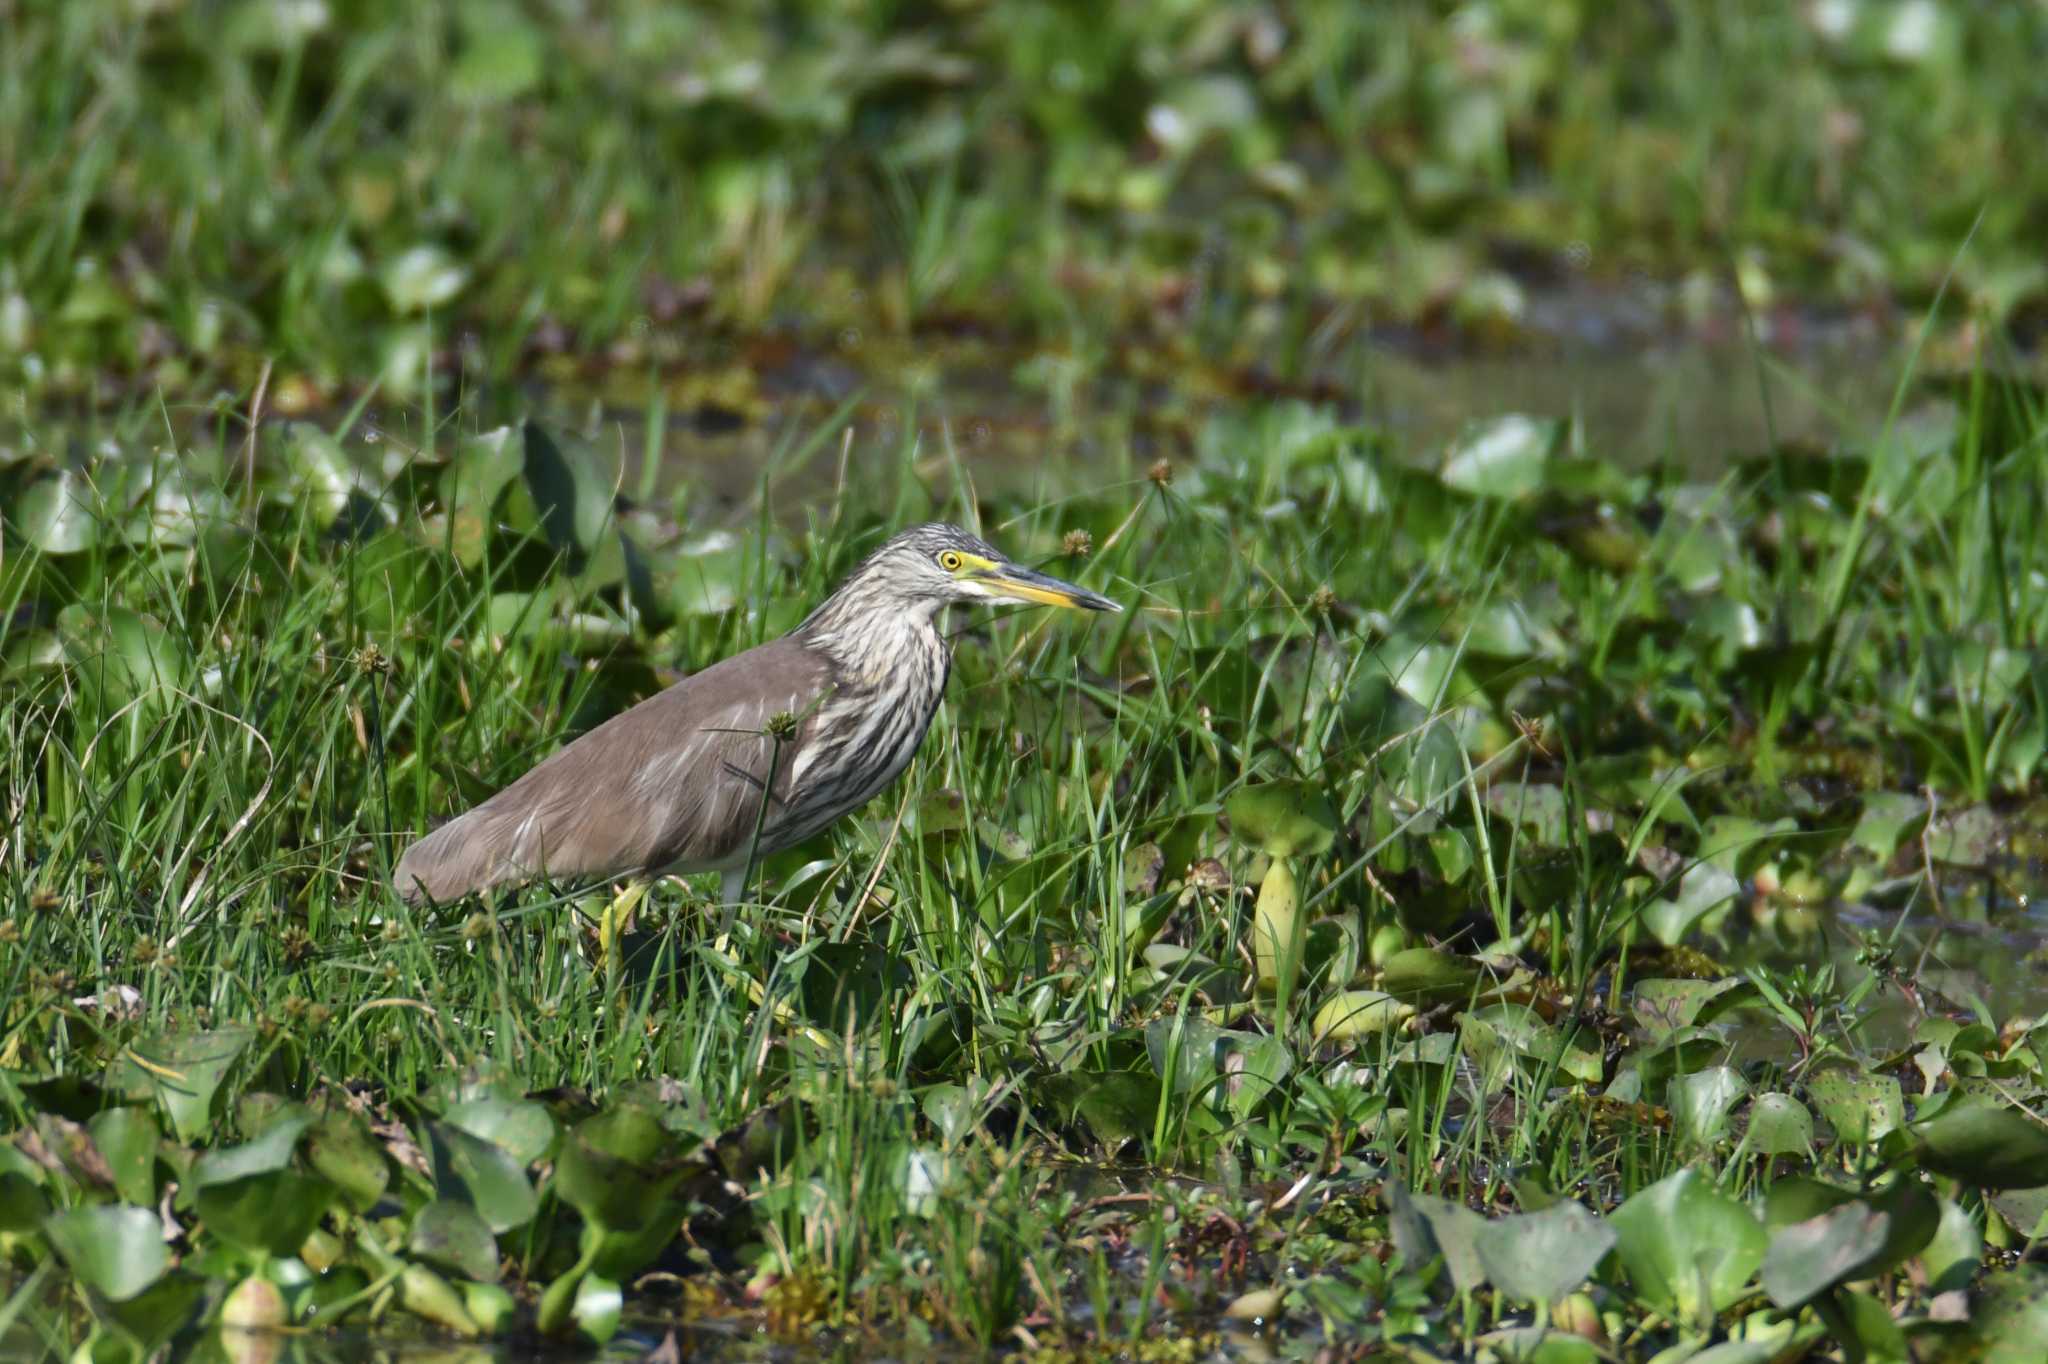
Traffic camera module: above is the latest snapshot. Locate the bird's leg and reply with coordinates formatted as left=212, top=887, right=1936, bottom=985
left=595, top=877, right=651, bottom=967
left=713, top=866, right=747, bottom=951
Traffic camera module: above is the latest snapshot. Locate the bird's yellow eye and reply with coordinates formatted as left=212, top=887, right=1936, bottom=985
left=939, top=550, right=964, bottom=571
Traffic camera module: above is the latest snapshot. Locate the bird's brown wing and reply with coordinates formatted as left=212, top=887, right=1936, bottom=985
left=392, top=637, right=835, bottom=904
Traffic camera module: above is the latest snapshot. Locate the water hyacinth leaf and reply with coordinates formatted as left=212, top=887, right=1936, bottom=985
left=1440, top=414, right=1554, bottom=500
left=1759, top=1179, right=1936, bottom=1307
left=1474, top=1201, right=1616, bottom=1307
left=16, top=469, right=103, bottom=553
left=1311, top=990, right=1412, bottom=1042
left=89, top=1108, right=160, bottom=1207
left=380, top=244, right=469, bottom=313
left=451, top=0, right=545, bottom=102
left=1631, top=977, right=1757, bottom=1036
left=922, top=1084, right=978, bottom=1146
left=195, top=1168, right=332, bottom=1257
left=1925, top=804, right=1999, bottom=868
left=1760, top=1200, right=1890, bottom=1308
left=428, top=1121, right=541, bottom=1233
left=1743, top=1093, right=1815, bottom=1156
left=1909, top=1090, right=2048, bottom=1187
left=191, top=1112, right=314, bottom=1187
left=443, top=1097, right=557, bottom=1166
left=1387, top=1185, right=1489, bottom=1293
left=307, top=1111, right=391, bottom=1213
left=114, top=1027, right=253, bottom=1144
left=1226, top=780, right=1338, bottom=856
left=1807, top=1066, right=1904, bottom=1144
left=1921, top=1197, right=1982, bottom=1295
left=0, top=1171, right=50, bottom=1232
left=1640, top=861, right=1742, bottom=947
left=573, top=1272, right=623, bottom=1344
left=42, top=1205, right=171, bottom=1302
left=1988, top=1186, right=2048, bottom=1239
left=1949, top=1268, right=2048, bottom=1363
left=518, top=420, right=610, bottom=563
left=1462, top=1003, right=1603, bottom=1085
left=1223, top=1034, right=1294, bottom=1119
left=409, top=1199, right=501, bottom=1282
left=1378, top=946, right=1485, bottom=1005
left=1850, top=792, right=1929, bottom=860
left=551, top=1107, right=683, bottom=1234
left=1670, top=1066, right=1749, bottom=1146
left=1145, top=1013, right=1231, bottom=1100
left=1609, top=1169, right=1766, bottom=1325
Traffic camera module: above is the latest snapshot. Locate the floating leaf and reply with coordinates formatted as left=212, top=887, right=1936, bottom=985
left=1474, top=1201, right=1616, bottom=1307
left=89, top=1108, right=160, bottom=1207
left=1610, top=1169, right=1766, bottom=1326
left=1910, top=1090, right=2048, bottom=1187
left=1440, top=414, right=1555, bottom=500
left=43, top=1205, right=170, bottom=1302
left=410, top=1199, right=501, bottom=1282
left=15, top=470, right=103, bottom=553
left=1807, top=1066, right=1903, bottom=1144
left=306, top=1111, right=390, bottom=1213
left=380, top=244, right=469, bottom=313
left=428, top=1120, right=540, bottom=1232
left=443, top=1097, right=557, bottom=1166
left=1742, top=1093, right=1815, bottom=1157
left=1670, top=1066, right=1749, bottom=1146
left=1226, top=780, right=1338, bottom=856
left=113, top=1027, right=253, bottom=1143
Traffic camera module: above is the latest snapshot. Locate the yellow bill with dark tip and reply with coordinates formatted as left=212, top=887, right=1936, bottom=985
left=971, top=559, right=1121, bottom=612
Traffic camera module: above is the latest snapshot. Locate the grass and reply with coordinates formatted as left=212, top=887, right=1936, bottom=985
left=3, top=369, right=2048, bottom=1357
left=6, top=2, right=2048, bottom=1359
left=3, top=2, right=2047, bottom=412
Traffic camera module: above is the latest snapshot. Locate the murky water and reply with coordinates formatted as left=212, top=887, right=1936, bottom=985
left=516, top=277, right=1912, bottom=515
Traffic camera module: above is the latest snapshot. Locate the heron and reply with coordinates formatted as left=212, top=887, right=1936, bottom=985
left=392, top=523, right=1119, bottom=938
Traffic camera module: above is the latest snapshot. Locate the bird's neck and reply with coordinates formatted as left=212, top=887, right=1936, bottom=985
left=798, top=590, right=949, bottom=692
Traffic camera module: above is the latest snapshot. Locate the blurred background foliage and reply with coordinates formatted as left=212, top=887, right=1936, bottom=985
left=3, top=0, right=2045, bottom=406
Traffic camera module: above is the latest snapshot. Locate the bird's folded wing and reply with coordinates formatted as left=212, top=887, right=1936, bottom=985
left=392, top=638, right=832, bottom=903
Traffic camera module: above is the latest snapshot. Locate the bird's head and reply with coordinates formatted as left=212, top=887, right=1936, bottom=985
left=846, top=522, right=1122, bottom=620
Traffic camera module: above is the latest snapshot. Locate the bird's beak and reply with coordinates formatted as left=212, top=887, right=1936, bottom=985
left=974, top=561, right=1122, bottom=613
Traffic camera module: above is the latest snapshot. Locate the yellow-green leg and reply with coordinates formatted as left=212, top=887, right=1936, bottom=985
left=594, top=877, right=651, bottom=968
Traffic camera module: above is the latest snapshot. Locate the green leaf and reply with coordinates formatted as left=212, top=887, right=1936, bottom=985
left=551, top=1107, right=690, bottom=1235
left=306, top=1111, right=390, bottom=1213
left=113, top=1027, right=252, bottom=1143
left=409, top=1200, right=501, bottom=1282
left=380, top=244, right=469, bottom=313
left=1910, top=1090, right=2048, bottom=1187
left=88, top=1108, right=159, bottom=1207
left=1954, top=1267, right=2048, bottom=1362
left=1251, top=857, right=1301, bottom=993
left=1378, top=947, right=1485, bottom=1005
left=443, top=1097, right=556, bottom=1166
left=428, top=1121, right=540, bottom=1233
left=1473, top=1201, right=1616, bottom=1307
left=1387, top=1184, right=1488, bottom=1294
left=1807, top=1065, right=1903, bottom=1144
left=1610, top=1169, right=1766, bottom=1326
left=0, top=1171, right=50, bottom=1232
left=43, top=1205, right=170, bottom=1302
left=1850, top=792, right=1929, bottom=860
left=572, top=1271, right=622, bottom=1344
left=1742, top=1092, right=1815, bottom=1157
left=1440, top=414, right=1555, bottom=500
left=1226, top=780, right=1339, bottom=856
left=1311, top=990, right=1412, bottom=1042
left=1670, top=1066, right=1749, bottom=1147
left=191, top=1112, right=314, bottom=1187
left=15, top=470, right=103, bottom=553
left=1761, top=1200, right=1888, bottom=1308
left=1920, top=1197, right=1982, bottom=1296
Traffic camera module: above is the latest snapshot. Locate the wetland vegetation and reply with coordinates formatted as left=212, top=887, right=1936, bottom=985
left=5, top=2, right=2048, bottom=1360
